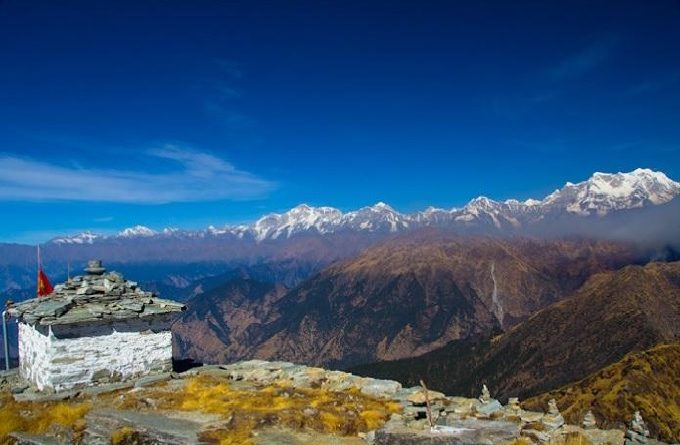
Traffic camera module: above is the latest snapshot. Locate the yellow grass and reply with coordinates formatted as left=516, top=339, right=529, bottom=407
left=524, top=343, right=680, bottom=443
left=0, top=393, right=91, bottom=445
left=106, top=375, right=402, bottom=444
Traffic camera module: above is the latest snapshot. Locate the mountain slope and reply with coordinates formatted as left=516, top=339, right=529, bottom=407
left=524, top=343, right=680, bottom=443
left=174, top=235, right=639, bottom=369
left=173, top=277, right=289, bottom=364
left=351, top=261, right=680, bottom=401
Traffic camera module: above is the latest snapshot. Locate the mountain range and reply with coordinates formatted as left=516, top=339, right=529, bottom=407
left=1, top=168, right=679, bottom=441
left=49, top=168, right=680, bottom=244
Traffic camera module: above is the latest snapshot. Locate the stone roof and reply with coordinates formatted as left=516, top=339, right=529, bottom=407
left=8, top=260, right=185, bottom=326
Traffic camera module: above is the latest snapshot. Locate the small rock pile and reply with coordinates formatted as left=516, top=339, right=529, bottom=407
left=583, top=410, right=598, bottom=430
left=8, top=260, right=185, bottom=326
left=625, top=411, right=650, bottom=445
left=542, top=399, right=565, bottom=431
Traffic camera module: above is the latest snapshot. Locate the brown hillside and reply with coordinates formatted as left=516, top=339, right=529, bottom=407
left=352, top=261, right=680, bottom=404
left=206, top=235, right=638, bottom=369
left=524, top=343, right=680, bottom=443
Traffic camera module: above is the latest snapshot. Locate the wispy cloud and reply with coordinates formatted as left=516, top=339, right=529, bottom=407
left=624, top=73, right=680, bottom=96
left=548, top=36, right=618, bottom=81
left=203, top=59, right=254, bottom=128
left=0, top=145, right=275, bottom=203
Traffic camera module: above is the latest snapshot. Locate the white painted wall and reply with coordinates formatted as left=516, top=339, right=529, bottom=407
left=18, top=322, right=172, bottom=391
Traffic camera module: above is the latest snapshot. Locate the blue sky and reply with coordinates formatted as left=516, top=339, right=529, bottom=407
left=1, top=0, right=679, bottom=243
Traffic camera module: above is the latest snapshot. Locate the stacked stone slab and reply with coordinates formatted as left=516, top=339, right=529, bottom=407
left=583, top=410, right=598, bottom=429
left=625, top=411, right=650, bottom=445
left=542, top=399, right=565, bottom=431
left=476, top=384, right=502, bottom=416
left=8, top=260, right=185, bottom=391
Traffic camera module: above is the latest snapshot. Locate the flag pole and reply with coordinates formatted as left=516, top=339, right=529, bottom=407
left=37, top=244, right=40, bottom=298
left=2, top=307, right=9, bottom=371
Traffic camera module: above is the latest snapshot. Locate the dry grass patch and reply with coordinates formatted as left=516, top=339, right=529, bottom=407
left=0, top=393, right=91, bottom=445
left=106, top=375, right=402, bottom=445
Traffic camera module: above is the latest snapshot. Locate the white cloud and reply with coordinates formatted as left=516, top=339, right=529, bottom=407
left=0, top=146, right=275, bottom=203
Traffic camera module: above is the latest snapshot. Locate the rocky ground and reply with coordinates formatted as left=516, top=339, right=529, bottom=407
left=0, top=361, right=670, bottom=445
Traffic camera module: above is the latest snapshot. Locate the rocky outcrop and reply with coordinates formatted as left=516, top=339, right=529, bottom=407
left=541, top=399, right=565, bottom=431
left=2, top=360, right=641, bottom=445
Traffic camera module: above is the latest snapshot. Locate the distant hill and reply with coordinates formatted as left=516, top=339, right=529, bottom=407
left=524, top=343, right=680, bottom=443
left=350, top=261, right=680, bottom=402
left=174, top=235, right=640, bottom=368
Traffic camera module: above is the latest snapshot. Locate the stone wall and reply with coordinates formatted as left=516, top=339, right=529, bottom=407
left=18, top=323, right=51, bottom=390
left=18, top=319, right=173, bottom=391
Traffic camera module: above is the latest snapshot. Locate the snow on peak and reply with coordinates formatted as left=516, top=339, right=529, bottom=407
left=118, top=225, right=157, bottom=237
left=543, top=168, right=680, bottom=214
left=42, top=169, right=680, bottom=244
left=371, top=201, right=395, bottom=211
left=51, top=231, right=100, bottom=245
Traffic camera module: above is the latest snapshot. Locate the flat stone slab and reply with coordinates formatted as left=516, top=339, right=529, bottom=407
left=84, top=409, right=207, bottom=445
left=9, top=432, right=62, bottom=445
left=254, top=427, right=367, bottom=445
left=134, top=372, right=173, bottom=388
left=376, top=419, right=521, bottom=445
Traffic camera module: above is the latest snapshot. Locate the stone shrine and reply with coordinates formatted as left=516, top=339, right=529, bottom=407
left=8, top=260, right=185, bottom=391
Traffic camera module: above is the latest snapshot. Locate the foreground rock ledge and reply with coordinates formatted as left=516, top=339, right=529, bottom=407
left=2, top=360, right=659, bottom=445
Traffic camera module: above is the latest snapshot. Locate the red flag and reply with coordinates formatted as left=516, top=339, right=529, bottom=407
left=37, top=268, right=54, bottom=297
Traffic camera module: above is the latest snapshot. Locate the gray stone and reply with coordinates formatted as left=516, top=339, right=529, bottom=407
left=9, top=432, right=62, bottom=445
left=583, top=410, right=597, bottom=429
left=542, top=399, right=565, bottom=431
left=625, top=411, right=650, bottom=445
left=134, top=372, right=172, bottom=388
left=479, top=385, right=491, bottom=404
left=476, top=399, right=502, bottom=416
left=32, top=300, right=72, bottom=318
left=376, top=418, right=521, bottom=445
left=84, top=409, right=206, bottom=445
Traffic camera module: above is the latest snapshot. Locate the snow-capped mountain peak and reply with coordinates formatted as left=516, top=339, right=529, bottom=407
left=45, top=169, right=680, bottom=244
left=543, top=168, right=680, bottom=215
left=118, top=225, right=157, bottom=237
left=51, top=231, right=100, bottom=245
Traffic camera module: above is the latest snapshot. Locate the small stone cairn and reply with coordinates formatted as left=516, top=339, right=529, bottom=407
left=541, top=399, right=565, bottom=431
left=476, top=384, right=502, bottom=416
left=582, top=410, right=597, bottom=430
left=625, top=411, right=650, bottom=445
left=507, top=397, right=522, bottom=415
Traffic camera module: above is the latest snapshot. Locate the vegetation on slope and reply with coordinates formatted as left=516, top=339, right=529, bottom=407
left=524, top=343, right=680, bottom=444
left=235, top=235, right=639, bottom=369
left=351, top=261, right=680, bottom=401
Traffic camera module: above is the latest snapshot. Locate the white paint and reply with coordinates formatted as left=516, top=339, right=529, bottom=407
left=18, top=321, right=172, bottom=391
